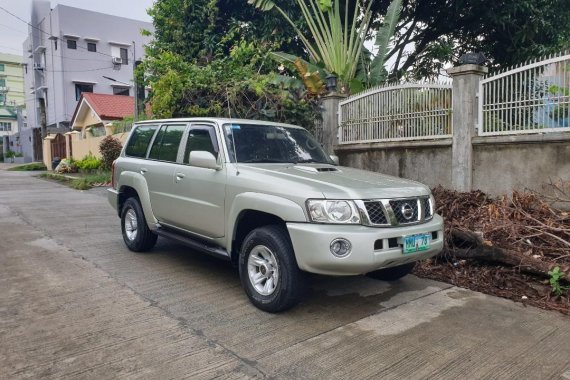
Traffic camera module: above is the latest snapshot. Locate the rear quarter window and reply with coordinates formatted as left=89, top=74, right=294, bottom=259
left=125, top=125, right=158, bottom=158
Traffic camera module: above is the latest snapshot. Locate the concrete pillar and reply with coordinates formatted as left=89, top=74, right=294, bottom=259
left=320, top=94, right=346, bottom=155
left=447, top=64, right=488, bottom=191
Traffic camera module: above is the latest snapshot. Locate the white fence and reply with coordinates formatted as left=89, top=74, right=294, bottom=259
left=479, top=52, right=570, bottom=136
left=338, top=82, right=452, bottom=144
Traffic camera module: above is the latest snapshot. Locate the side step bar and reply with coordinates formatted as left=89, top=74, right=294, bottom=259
left=155, top=227, right=230, bottom=261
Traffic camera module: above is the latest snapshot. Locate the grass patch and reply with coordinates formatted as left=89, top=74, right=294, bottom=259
left=39, top=171, right=111, bottom=190
left=8, top=163, right=47, bottom=171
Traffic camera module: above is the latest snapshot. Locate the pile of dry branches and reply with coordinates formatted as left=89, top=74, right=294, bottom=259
left=413, top=180, right=570, bottom=314
left=431, top=181, right=570, bottom=278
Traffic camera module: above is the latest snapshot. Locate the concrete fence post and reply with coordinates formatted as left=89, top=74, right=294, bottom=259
left=447, top=64, right=488, bottom=191
left=320, top=94, right=346, bottom=155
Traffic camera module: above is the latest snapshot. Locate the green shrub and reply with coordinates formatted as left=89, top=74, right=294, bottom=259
left=99, top=136, right=123, bottom=170
left=75, top=154, right=101, bottom=171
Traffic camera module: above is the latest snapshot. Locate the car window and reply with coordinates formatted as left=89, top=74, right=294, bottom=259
left=148, top=124, right=186, bottom=162
left=125, top=125, right=158, bottom=158
left=223, top=123, right=333, bottom=164
left=184, top=126, right=218, bottom=164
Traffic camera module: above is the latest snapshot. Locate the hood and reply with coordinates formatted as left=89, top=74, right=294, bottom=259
left=238, top=163, right=430, bottom=199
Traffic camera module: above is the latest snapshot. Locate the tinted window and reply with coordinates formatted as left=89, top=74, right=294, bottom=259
left=148, top=125, right=185, bottom=162
left=87, top=42, right=97, bottom=52
left=113, top=87, right=130, bottom=96
left=120, top=48, right=129, bottom=65
left=125, top=125, right=158, bottom=157
left=184, top=127, right=218, bottom=164
left=67, top=40, right=77, bottom=49
left=75, top=83, right=93, bottom=101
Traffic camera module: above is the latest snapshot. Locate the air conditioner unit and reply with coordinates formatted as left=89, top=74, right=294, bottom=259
left=112, top=57, right=123, bottom=65
left=33, top=63, right=44, bottom=70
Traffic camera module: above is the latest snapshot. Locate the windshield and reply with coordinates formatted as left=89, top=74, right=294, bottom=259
left=223, top=123, right=334, bottom=165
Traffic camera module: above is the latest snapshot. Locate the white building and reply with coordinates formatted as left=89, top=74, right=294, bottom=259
left=21, top=0, right=153, bottom=162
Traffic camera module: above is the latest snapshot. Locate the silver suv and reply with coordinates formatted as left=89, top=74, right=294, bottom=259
left=108, top=118, right=443, bottom=312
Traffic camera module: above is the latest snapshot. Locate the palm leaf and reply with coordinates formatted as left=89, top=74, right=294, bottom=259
left=370, top=0, right=402, bottom=86
left=247, top=0, right=275, bottom=11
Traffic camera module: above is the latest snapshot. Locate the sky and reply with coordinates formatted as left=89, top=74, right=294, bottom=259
left=0, top=0, right=155, bottom=55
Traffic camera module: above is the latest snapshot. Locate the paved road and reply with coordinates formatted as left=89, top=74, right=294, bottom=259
left=1, top=170, right=570, bottom=379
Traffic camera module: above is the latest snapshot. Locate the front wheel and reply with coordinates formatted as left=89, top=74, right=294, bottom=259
left=366, top=262, right=415, bottom=281
left=121, top=197, right=157, bottom=252
left=239, top=225, right=305, bottom=313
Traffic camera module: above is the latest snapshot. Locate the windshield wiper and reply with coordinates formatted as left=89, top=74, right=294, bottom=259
left=295, top=159, right=326, bottom=164
left=242, top=158, right=292, bottom=163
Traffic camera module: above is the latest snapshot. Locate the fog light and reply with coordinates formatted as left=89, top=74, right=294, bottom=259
left=330, top=238, right=352, bottom=257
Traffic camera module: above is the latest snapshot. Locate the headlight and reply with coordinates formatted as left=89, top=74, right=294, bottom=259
left=306, top=200, right=361, bottom=224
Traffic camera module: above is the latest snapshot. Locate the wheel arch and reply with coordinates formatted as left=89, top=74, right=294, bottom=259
left=116, top=171, right=157, bottom=229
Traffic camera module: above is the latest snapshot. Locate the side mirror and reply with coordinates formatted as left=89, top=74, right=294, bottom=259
left=189, top=151, right=220, bottom=170
left=330, top=155, right=339, bottom=165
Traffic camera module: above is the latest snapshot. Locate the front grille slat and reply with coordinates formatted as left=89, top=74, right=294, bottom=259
left=364, top=201, right=388, bottom=225
left=423, top=198, right=432, bottom=219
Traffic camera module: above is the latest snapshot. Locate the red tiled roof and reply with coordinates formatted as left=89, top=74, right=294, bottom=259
left=80, top=93, right=135, bottom=120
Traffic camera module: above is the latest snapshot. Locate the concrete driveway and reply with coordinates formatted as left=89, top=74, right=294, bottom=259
left=1, top=170, right=569, bottom=379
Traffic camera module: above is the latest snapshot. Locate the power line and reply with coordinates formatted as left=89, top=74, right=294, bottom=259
left=0, top=5, right=122, bottom=60
left=0, top=22, right=28, bottom=35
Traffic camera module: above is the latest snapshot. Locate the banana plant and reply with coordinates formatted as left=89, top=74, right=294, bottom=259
left=249, top=0, right=402, bottom=93
left=249, top=0, right=374, bottom=89
left=369, top=0, right=401, bottom=86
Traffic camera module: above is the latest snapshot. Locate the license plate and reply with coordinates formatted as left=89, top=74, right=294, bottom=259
left=403, top=233, right=431, bottom=254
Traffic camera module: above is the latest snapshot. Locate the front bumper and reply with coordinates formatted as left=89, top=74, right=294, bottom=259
left=287, top=215, right=444, bottom=275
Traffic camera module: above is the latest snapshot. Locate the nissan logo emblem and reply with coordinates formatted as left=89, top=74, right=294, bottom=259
left=401, top=203, right=414, bottom=220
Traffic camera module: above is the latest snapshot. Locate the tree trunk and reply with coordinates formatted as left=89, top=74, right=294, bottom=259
left=449, top=229, right=570, bottom=279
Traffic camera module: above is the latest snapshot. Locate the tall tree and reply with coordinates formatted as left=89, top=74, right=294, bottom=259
left=370, top=0, right=570, bottom=80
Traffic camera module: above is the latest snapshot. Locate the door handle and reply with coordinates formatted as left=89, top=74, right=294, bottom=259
left=140, top=168, right=148, bottom=175
left=175, top=172, right=185, bottom=181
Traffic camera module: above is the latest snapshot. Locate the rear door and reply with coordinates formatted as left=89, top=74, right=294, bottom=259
left=143, top=123, right=187, bottom=225
left=166, top=123, right=226, bottom=238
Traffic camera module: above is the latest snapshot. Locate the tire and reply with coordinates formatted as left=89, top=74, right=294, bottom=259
left=121, top=197, right=158, bottom=252
left=239, top=225, right=305, bottom=313
left=366, top=262, right=415, bottom=281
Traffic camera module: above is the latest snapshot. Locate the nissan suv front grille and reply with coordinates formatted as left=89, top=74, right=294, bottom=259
left=358, top=197, right=432, bottom=227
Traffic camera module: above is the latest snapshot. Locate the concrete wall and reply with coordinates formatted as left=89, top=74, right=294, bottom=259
left=472, top=134, right=570, bottom=195
left=70, top=132, right=128, bottom=161
left=336, top=134, right=570, bottom=196
left=43, top=131, right=128, bottom=169
left=337, top=140, right=452, bottom=189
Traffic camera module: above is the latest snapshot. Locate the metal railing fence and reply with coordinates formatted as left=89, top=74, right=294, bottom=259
left=338, top=82, right=452, bottom=144
left=479, top=52, right=570, bottom=136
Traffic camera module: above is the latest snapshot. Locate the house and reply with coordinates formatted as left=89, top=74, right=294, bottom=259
left=0, top=53, right=26, bottom=160
left=23, top=0, right=153, bottom=163
left=42, top=93, right=134, bottom=167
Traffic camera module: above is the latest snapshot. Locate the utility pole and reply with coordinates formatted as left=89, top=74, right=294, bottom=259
left=132, top=41, right=138, bottom=122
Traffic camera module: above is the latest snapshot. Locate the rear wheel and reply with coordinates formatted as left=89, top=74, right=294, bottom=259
left=366, top=262, right=415, bottom=281
left=239, top=225, right=305, bottom=312
left=121, top=197, right=157, bottom=252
